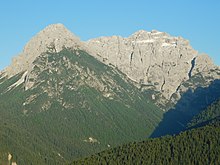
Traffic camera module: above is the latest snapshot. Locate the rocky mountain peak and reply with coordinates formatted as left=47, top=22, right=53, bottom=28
left=2, top=24, right=219, bottom=107
left=41, top=23, right=70, bottom=32
left=4, top=23, right=84, bottom=77
left=86, top=30, right=219, bottom=105
left=129, top=29, right=168, bottom=40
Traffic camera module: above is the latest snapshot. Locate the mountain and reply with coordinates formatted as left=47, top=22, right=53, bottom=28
left=3, top=24, right=220, bottom=111
left=71, top=119, right=220, bottom=165
left=0, top=24, right=162, bottom=164
left=0, top=23, right=220, bottom=164
left=3, top=23, right=85, bottom=77
left=86, top=29, right=220, bottom=137
left=87, top=30, right=220, bottom=109
left=4, top=25, right=220, bottom=108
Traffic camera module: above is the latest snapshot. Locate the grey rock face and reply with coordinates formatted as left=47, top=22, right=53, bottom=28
left=86, top=30, right=220, bottom=107
left=193, top=54, right=216, bottom=74
left=4, top=24, right=86, bottom=77
left=86, top=30, right=198, bottom=100
left=3, top=24, right=219, bottom=108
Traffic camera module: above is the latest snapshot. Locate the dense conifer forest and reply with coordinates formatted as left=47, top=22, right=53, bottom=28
left=72, top=99, right=220, bottom=165
left=72, top=120, right=220, bottom=165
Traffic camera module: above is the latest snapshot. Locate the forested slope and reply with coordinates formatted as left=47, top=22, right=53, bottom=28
left=72, top=120, right=220, bottom=165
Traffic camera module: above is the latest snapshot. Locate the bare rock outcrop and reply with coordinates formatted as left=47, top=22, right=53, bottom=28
left=2, top=24, right=219, bottom=107
left=86, top=30, right=220, bottom=104
left=4, top=23, right=86, bottom=77
left=193, top=54, right=216, bottom=73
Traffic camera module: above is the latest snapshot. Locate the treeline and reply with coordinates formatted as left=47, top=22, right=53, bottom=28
left=72, top=121, right=220, bottom=165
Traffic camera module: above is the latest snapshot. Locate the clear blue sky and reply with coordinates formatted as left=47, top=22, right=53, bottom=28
left=0, top=0, right=220, bottom=70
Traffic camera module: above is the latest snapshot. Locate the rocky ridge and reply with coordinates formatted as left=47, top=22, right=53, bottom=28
left=86, top=30, right=220, bottom=107
left=2, top=24, right=220, bottom=108
left=4, top=24, right=87, bottom=77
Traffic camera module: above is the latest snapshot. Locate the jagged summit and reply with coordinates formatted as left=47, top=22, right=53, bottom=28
left=42, top=23, right=70, bottom=32
left=129, top=29, right=170, bottom=39
left=4, top=23, right=84, bottom=76
left=130, top=29, right=164, bottom=36
left=3, top=24, right=219, bottom=107
left=33, top=23, right=81, bottom=44
left=86, top=30, right=219, bottom=106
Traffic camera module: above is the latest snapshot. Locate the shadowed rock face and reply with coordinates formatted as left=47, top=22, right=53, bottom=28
left=151, top=79, right=220, bottom=137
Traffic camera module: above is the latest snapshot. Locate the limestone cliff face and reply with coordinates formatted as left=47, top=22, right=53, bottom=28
left=4, top=24, right=86, bottom=77
left=2, top=24, right=219, bottom=108
left=86, top=30, right=219, bottom=105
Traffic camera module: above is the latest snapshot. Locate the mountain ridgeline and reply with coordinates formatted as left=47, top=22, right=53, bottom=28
left=0, top=23, right=220, bottom=164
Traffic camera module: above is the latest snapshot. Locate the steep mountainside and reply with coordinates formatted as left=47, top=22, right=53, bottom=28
left=150, top=78, right=220, bottom=137
left=3, top=24, right=219, bottom=110
left=0, top=23, right=220, bottom=164
left=72, top=120, right=220, bottom=165
left=3, top=23, right=87, bottom=77
left=0, top=31, right=162, bottom=164
left=85, top=28, right=220, bottom=137
left=87, top=31, right=220, bottom=108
